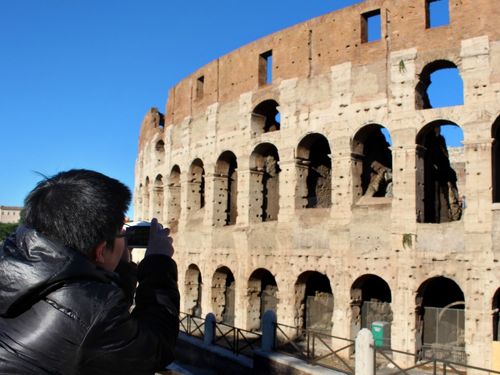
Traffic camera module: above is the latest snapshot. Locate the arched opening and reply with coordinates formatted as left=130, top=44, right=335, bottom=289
left=249, top=143, right=280, bottom=222
left=294, top=271, right=333, bottom=333
left=352, top=125, right=393, bottom=201
left=350, top=275, right=392, bottom=347
left=153, top=174, right=164, bottom=219
left=493, top=289, right=500, bottom=342
left=251, top=100, right=280, bottom=136
left=415, top=277, right=465, bottom=362
left=247, top=268, right=278, bottom=331
left=492, top=117, right=500, bottom=202
left=214, top=151, right=238, bottom=226
left=295, top=133, right=332, bottom=209
left=185, top=264, right=202, bottom=317
left=155, top=140, right=165, bottom=164
left=143, top=177, right=150, bottom=220
left=416, top=60, right=463, bottom=110
left=137, top=183, right=143, bottom=220
left=211, top=266, right=236, bottom=324
left=167, top=166, right=181, bottom=232
left=187, top=159, right=205, bottom=213
left=416, top=121, right=464, bottom=223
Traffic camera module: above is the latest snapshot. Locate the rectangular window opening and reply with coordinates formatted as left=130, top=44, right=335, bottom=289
left=196, top=75, right=204, bottom=100
left=361, top=9, right=381, bottom=43
left=259, top=50, right=272, bottom=86
left=426, top=0, right=450, bottom=29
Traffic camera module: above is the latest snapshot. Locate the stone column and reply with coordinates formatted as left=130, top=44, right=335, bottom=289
left=390, top=276, right=418, bottom=367
left=462, top=134, right=493, bottom=232
left=465, top=294, right=493, bottom=369
left=330, top=136, right=353, bottom=225
left=203, top=167, right=216, bottom=227
left=238, top=92, right=253, bottom=139
left=389, top=125, right=418, bottom=235
left=236, top=156, right=251, bottom=226
left=211, top=174, right=229, bottom=227
left=277, top=147, right=296, bottom=222
left=201, top=270, right=214, bottom=321
left=178, top=172, right=190, bottom=231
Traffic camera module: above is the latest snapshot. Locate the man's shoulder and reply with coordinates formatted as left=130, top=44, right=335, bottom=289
left=46, top=279, right=126, bottom=327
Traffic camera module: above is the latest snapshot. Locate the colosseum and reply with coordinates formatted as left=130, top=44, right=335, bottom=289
left=134, top=0, right=500, bottom=369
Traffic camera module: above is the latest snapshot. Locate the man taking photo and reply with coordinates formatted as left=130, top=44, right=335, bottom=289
left=0, top=169, right=179, bottom=374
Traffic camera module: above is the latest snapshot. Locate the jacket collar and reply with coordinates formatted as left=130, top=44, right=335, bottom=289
left=0, top=226, right=116, bottom=317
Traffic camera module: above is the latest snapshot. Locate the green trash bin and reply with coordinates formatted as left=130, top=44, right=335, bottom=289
left=371, top=321, right=390, bottom=348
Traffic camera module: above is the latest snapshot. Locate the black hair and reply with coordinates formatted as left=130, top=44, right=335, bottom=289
left=22, top=169, right=131, bottom=256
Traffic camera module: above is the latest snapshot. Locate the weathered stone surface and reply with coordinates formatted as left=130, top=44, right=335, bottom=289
left=134, top=0, right=500, bottom=369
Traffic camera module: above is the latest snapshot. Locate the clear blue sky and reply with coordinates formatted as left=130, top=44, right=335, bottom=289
left=0, top=0, right=459, bottom=217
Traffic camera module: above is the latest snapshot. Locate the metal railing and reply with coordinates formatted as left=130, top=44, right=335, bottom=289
left=180, top=313, right=500, bottom=375
left=373, top=346, right=500, bottom=375
left=179, top=312, right=205, bottom=338
left=178, top=312, right=261, bottom=358
left=213, top=321, right=262, bottom=357
left=274, top=323, right=355, bottom=374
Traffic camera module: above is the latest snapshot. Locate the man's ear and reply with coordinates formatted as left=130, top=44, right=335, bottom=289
left=93, top=241, right=108, bottom=265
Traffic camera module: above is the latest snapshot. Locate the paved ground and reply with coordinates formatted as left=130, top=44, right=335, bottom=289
left=157, top=362, right=218, bottom=375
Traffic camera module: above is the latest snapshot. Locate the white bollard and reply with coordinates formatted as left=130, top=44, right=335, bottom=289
left=204, top=313, right=216, bottom=346
left=261, top=310, right=277, bottom=351
left=355, top=328, right=375, bottom=375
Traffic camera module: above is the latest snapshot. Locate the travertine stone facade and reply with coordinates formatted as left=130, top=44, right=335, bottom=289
left=135, top=0, right=500, bottom=367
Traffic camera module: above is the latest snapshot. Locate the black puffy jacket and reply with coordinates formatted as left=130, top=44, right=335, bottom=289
left=0, top=227, right=180, bottom=375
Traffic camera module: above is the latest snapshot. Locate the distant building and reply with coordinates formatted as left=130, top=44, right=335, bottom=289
left=0, top=206, right=21, bottom=223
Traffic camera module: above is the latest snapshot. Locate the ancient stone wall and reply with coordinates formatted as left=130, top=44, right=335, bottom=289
left=135, top=0, right=500, bottom=368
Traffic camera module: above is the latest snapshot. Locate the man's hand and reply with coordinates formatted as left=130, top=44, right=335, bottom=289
left=120, top=245, right=131, bottom=263
left=145, top=218, right=174, bottom=258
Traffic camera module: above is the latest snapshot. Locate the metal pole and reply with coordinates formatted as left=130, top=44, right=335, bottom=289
left=312, top=332, right=315, bottom=362
left=307, top=329, right=311, bottom=361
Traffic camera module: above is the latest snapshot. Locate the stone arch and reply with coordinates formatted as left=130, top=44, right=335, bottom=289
left=493, top=288, right=500, bottom=342
left=211, top=266, right=236, bottom=324
left=249, top=143, right=280, bottom=222
left=143, top=177, right=150, bottom=220
left=251, top=99, right=280, bottom=136
left=185, top=264, right=202, bottom=317
left=415, top=276, right=465, bottom=362
left=167, top=165, right=181, bottom=232
left=155, top=140, right=165, bottom=164
left=152, top=174, right=164, bottom=219
left=214, top=151, right=238, bottom=226
left=416, top=120, right=464, bottom=223
left=352, top=124, right=393, bottom=201
left=187, top=158, right=205, bottom=213
left=415, top=60, right=463, bottom=109
left=492, top=116, right=500, bottom=202
left=294, top=271, right=333, bottom=332
left=137, top=183, right=143, bottom=220
left=350, top=274, right=393, bottom=346
left=247, top=268, right=278, bottom=331
left=295, top=133, right=332, bottom=209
